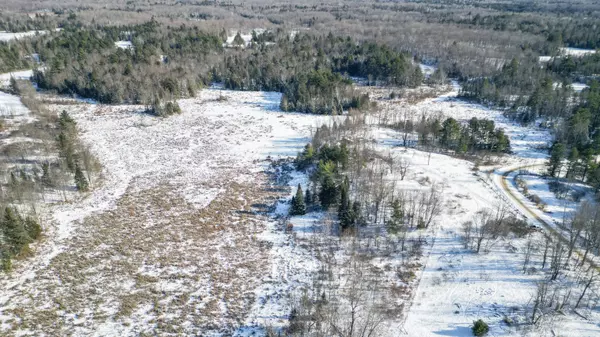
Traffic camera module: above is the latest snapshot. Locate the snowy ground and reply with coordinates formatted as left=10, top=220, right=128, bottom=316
left=560, top=47, right=597, bottom=57
left=370, top=81, right=599, bottom=336
left=114, top=41, right=133, bottom=50
left=0, top=89, right=339, bottom=336
left=0, top=69, right=34, bottom=88
left=0, top=30, right=46, bottom=41
left=0, top=68, right=598, bottom=336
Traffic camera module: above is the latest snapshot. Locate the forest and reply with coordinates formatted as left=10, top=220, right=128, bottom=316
left=0, top=0, right=600, bottom=336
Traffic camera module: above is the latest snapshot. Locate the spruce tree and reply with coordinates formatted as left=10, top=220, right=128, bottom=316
left=338, top=176, right=353, bottom=228
left=41, top=162, right=52, bottom=187
left=2, top=207, right=30, bottom=256
left=58, top=131, right=76, bottom=172
left=305, top=188, right=312, bottom=206
left=1, top=251, right=12, bottom=271
left=232, top=32, right=245, bottom=46
left=566, top=147, right=579, bottom=179
left=547, top=142, right=566, bottom=177
left=24, top=217, right=42, bottom=240
left=387, top=199, right=404, bottom=235
left=290, top=184, right=306, bottom=216
left=319, top=175, right=338, bottom=209
left=74, top=164, right=89, bottom=192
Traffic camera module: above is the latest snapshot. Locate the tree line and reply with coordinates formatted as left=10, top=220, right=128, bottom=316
left=0, top=80, right=99, bottom=272
left=2, top=20, right=422, bottom=115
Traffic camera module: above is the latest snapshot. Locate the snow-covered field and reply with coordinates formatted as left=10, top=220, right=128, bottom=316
left=0, top=30, right=46, bottom=41
left=0, top=89, right=339, bottom=336
left=114, top=40, right=133, bottom=50
left=367, top=80, right=599, bottom=336
left=0, top=69, right=34, bottom=88
left=0, top=68, right=598, bottom=336
left=560, top=47, right=597, bottom=57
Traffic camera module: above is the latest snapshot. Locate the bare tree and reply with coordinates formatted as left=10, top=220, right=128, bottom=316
left=575, top=269, right=597, bottom=308
left=550, top=242, right=565, bottom=281
left=578, top=201, right=600, bottom=267
left=419, top=184, right=443, bottom=229
left=397, top=157, right=411, bottom=181
left=462, top=220, right=473, bottom=249
left=565, top=208, right=585, bottom=266
left=471, top=209, right=493, bottom=253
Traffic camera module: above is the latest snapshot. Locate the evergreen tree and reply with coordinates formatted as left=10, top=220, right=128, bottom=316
left=24, top=217, right=42, bottom=240
left=1, top=251, right=11, bottom=271
left=41, top=162, right=52, bottom=187
left=547, top=142, right=566, bottom=177
left=289, top=184, right=306, bottom=216
left=74, top=164, right=89, bottom=192
left=440, top=118, right=461, bottom=149
left=219, top=28, right=228, bottom=43
left=305, top=187, right=312, bottom=206
left=2, top=207, right=30, bottom=256
left=338, top=176, right=353, bottom=229
left=319, top=174, right=338, bottom=209
left=387, top=199, right=404, bottom=235
left=566, top=147, right=580, bottom=179
left=232, top=32, right=245, bottom=46
left=58, top=131, right=76, bottom=172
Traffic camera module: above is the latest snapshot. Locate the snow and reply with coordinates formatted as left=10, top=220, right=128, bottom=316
left=538, top=56, right=552, bottom=63
left=419, top=63, right=437, bottom=77
left=224, top=31, right=254, bottom=48
left=0, top=30, right=46, bottom=41
left=369, top=81, right=598, bottom=336
left=0, top=90, right=35, bottom=124
left=0, top=70, right=34, bottom=88
left=560, top=47, right=597, bottom=57
left=115, top=41, right=133, bottom=50
left=571, top=82, right=589, bottom=92
left=0, top=70, right=597, bottom=335
left=0, top=88, right=339, bottom=336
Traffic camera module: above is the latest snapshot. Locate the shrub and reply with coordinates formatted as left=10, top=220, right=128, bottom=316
left=528, top=194, right=542, bottom=205
left=503, top=216, right=529, bottom=237
left=549, top=181, right=569, bottom=199
left=472, top=319, right=489, bottom=336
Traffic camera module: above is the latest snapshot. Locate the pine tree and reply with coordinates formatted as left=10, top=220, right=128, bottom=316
left=2, top=207, right=30, bottom=256
left=232, top=32, right=245, bottom=46
left=1, top=251, right=12, bottom=271
left=219, top=28, right=228, bottom=43
left=387, top=199, right=404, bottom=235
left=338, top=176, right=355, bottom=229
left=290, top=184, right=306, bottom=216
left=566, top=147, right=579, bottom=179
left=305, top=187, right=312, bottom=206
left=24, top=217, right=42, bottom=240
left=319, top=174, right=338, bottom=209
left=41, top=162, right=52, bottom=187
left=547, top=142, right=566, bottom=177
left=74, top=164, right=89, bottom=192
left=58, top=131, right=76, bottom=172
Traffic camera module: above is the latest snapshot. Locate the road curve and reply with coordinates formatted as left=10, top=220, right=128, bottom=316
left=497, top=165, right=599, bottom=271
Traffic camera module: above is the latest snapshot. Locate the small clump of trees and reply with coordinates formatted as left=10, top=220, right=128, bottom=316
left=472, top=319, right=489, bottom=336
left=394, top=115, right=511, bottom=155
left=0, top=207, right=42, bottom=271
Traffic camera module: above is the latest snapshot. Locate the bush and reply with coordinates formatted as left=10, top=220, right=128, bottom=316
left=472, top=319, right=489, bottom=336
left=503, top=216, right=529, bottom=237
left=528, top=194, right=542, bottom=205
left=548, top=181, right=569, bottom=199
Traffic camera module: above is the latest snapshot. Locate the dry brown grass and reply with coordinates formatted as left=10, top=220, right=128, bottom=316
left=2, top=171, right=286, bottom=335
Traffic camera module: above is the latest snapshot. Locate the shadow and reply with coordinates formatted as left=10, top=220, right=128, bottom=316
left=434, top=325, right=472, bottom=336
